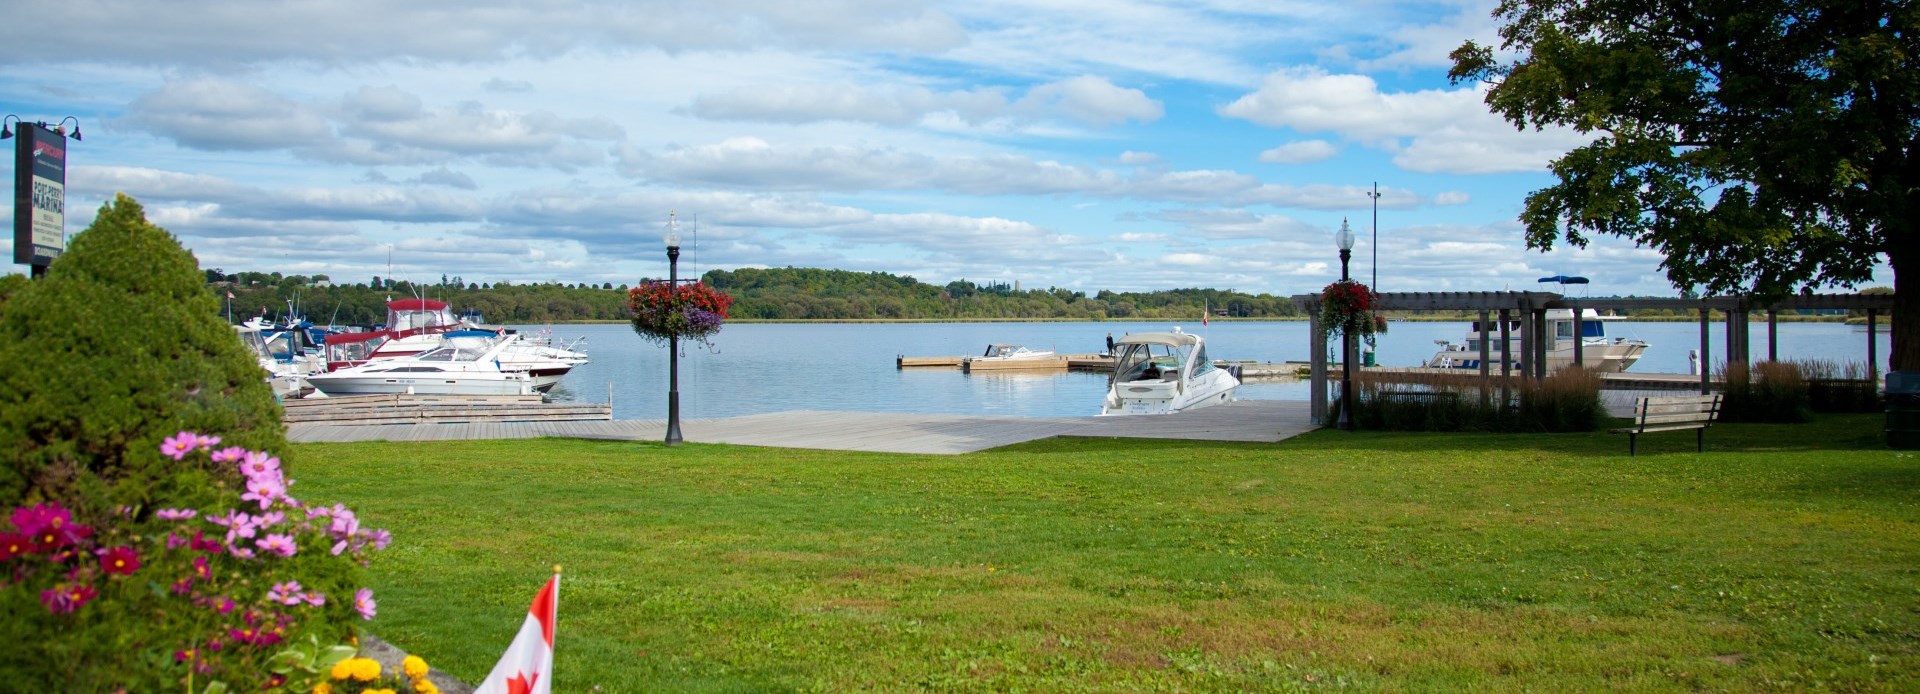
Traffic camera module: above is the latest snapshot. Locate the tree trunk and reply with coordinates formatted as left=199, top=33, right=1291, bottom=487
left=1892, top=245, right=1920, bottom=372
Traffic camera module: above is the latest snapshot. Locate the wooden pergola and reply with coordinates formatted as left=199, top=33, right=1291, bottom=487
left=1291, top=291, right=1895, bottom=424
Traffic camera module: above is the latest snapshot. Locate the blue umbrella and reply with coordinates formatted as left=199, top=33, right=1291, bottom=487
left=1536, top=275, right=1590, bottom=285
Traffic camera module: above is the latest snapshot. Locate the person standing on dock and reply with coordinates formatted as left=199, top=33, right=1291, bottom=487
left=1689, top=349, right=1700, bottom=375
left=1105, top=332, right=1115, bottom=356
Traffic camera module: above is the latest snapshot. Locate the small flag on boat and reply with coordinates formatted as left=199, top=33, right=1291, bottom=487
left=1203, top=299, right=1209, bottom=326
left=474, top=568, right=560, bottom=694
left=226, top=290, right=234, bottom=299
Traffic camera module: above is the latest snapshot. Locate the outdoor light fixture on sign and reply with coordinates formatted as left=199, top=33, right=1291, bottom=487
left=6, top=117, right=80, bottom=272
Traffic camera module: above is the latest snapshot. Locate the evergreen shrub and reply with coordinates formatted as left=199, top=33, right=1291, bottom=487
left=0, top=196, right=381, bottom=691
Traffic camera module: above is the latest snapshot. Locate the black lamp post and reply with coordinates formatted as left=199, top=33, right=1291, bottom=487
left=1335, top=218, right=1356, bottom=431
left=663, top=212, right=684, bottom=447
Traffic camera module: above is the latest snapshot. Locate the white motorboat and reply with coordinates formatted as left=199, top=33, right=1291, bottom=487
left=236, top=319, right=324, bottom=399
left=1426, top=308, right=1648, bottom=373
left=1099, top=330, right=1240, bottom=415
left=305, top=340, right=536, bottom=396
left=441, top=330, right=589, bottom=392
left=971, top=344, right=1055, bottom=361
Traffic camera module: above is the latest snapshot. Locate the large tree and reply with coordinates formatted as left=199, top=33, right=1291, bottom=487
left=1450, top=0, right=1919, bottom=368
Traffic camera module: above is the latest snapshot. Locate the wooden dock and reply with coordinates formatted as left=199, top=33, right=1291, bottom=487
left=282, top=393, right=611, bottom=427
left=898, top=353, right=1110, bottom=372
left=286, top=399, right=1316, bottom=454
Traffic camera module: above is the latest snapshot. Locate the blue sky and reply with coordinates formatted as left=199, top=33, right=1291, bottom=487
left=2, top=0, right=1873, bottom=296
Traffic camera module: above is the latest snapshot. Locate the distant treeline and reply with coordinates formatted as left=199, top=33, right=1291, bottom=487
left=207, top=267, right=1302, bottom=325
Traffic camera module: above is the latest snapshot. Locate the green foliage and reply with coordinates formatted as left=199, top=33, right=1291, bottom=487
left=1346, top=367, right=1606, bottom=432
left=0, top=195, right=370, bottom=690
left=0, top=194, right=286, bottom=510
left=1451, top=0, right=1918, bottom=366
left=293, top=416, right=1916, bottom=691
left=216, top=266, right=1301, bottom=324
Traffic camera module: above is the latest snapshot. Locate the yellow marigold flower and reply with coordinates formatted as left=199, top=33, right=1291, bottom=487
left=415, top=682, right=440, bottom=694
left=350, top=657, right=382, bottom=681
left=403, top=654, right=430, bottom=679
left=312, top=684, right=333, bottom=694
left=328, top=659, right=353, bottom=680
left=370, top=689, right=397, bottom=694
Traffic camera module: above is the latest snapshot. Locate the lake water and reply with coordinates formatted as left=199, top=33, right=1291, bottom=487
left=531, top=321, right=1890, bottom=420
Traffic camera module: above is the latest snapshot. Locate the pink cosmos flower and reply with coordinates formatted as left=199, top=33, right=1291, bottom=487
left=213, top=596, right=236, bottom=616
left=192, top=555, right=212, bottom=580
left=229, top=546, right=256, bottom=560
left=10, top=502, right=70, bottom=537
left=1, top=532, right=32, bottom=560
left=239, top=451, right=281, bottom=480
left=165, top=533, right=187, bottom=550
left=267, top=581, right=304, bottom=606
left=171, top=578, right=194, bottom=595
left=367, top=528, right=393, bottom=551
left=155, top=508, right=198, bottom=521
left=353, top=588, right=377, bottom=620
left=98, top=545, right=141, bottom=576
left=302, top=591, right=326, bottom=607
left=242, top=477, right=285, bottom=510
left=40, top=583, right=98, bottom=614
left=257, top=533, right=297, bottom=558
left=210, top=446, right=248, bottom=464
left=160, top=431, right=200, bottom=460
left=195, top=433, right=222, bottom=449
left=33, top=518, right=91, bottom=552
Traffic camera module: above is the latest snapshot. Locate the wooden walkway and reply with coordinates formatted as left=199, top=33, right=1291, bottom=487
left=285, top=399, right=1317, bottom=454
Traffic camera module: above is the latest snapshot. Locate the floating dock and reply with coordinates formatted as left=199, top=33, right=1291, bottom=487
left=282, top=393, right=611, bottom=427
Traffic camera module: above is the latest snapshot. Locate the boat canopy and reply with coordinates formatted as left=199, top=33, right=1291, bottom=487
left=324, top=329, right=393, bottom=345
left=387, top=298, right=449, bottom=311
left=1114, top=332, right=1203, bottom=348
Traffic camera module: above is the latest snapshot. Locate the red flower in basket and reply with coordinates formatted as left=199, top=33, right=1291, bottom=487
left=1319, top=280, right=1385, bottom=339
left=628, top=281, right=734, bottom=347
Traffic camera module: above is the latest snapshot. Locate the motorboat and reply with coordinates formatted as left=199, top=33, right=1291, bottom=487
left=305, top=340, right=536, bottom=396
left=441, top=329, right=589, bottom=391
left=236, top=319, right=325, bottom=399
left=962, top=344, right=1062, bottom=372
left=1426, top=308, right=1648, bottom=373
left=1099, top=330, right=1240, bottom=415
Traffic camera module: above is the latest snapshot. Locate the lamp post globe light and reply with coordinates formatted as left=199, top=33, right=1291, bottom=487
left=1335, top=218, right=1356, bottom=432
left=663, top=212, right=684, bottom=447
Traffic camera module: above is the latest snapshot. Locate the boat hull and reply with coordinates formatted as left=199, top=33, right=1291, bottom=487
left=1427, top=340, right=1647, bottom=373
left=305, top=373, right=535, bottom=397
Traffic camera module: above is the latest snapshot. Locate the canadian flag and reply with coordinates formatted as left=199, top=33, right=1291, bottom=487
left=474, top=572, right=560, bottom=694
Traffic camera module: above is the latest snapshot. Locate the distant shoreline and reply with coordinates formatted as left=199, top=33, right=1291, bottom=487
left=539, top=314, right=1871, bottom=326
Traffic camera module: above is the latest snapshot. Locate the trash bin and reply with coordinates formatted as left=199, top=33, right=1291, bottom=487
left=1886, top=372, right=1920, bottom=449
left=1363, top=350, right=1376, bottom=367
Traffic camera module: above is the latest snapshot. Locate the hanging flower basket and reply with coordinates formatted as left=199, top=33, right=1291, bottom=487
left=628, top=280, right=734, bottom=347
left=1319, top=280, right=1386, bottom=339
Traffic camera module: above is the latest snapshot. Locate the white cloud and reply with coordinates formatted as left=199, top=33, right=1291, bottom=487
left=122, top=78, right=333, bottom=151
left=1432, top=190, right=1470, bottom=205
left=1116, top=151, right=1160, bottom=165
left=687, top=75, right=1159, bottom=129
left=1219, top=67, right=1593, bottom=174
left=1258, top=140, right=1337, bottom=164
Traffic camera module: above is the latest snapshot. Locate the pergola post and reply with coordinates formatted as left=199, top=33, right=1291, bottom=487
left=1699, top=302, right=1712, bottom=395
left=1869, top=308, right=1880, bottom=383
left=1477, top=309, right=1492, bottom=409
left=1499, top=308, right=1513, bottom=406
left=1518, top=307, right=1534, bottom=381
left=1571, top=302, right=1584, bottom=368
left=1534, top=307, right=1549, bottom=379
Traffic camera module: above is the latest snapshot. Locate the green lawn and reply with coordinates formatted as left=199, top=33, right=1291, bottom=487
left=293, top=415, right=1919, bottom=692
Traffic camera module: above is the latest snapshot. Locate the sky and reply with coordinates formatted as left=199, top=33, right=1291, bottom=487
left=0, top=0, right=1884, bottom=297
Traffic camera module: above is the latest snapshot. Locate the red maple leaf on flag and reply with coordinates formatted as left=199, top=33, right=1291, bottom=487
left=507, top=671, right=540, bottom=694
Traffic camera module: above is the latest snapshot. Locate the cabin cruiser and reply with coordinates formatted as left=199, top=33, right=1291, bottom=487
left=305, top=340, right=536, bottom=396
left=1099, top=330, right=1240, bottom=415
left=236, top=318, right=325, bottom=399
left=968, top=344, right=1055, bottom=362
left=1426, top=309, right=1648, bottom=373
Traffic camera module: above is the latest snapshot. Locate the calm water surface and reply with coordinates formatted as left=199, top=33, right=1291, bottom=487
left=531, top=321, right=1889, bottom=420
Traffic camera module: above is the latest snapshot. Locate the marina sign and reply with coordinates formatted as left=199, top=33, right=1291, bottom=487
left=12, top=122, right=67, bottom=268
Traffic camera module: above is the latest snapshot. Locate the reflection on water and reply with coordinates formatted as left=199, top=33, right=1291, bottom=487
left=531, top=321, right=1887, bottom=420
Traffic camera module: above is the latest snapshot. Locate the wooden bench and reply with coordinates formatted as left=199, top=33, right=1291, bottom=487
left=1610, top=394, right=1722, bottom=456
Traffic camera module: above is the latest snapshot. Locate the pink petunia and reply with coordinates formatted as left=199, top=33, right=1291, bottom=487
left=160, top=431, right=199, bottom=460
left=353, top=587, right=377, bottom=620
left=155, top=508, right=198, bottom=521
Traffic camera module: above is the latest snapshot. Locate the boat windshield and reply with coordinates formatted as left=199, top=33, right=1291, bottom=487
left=414, top=346, right=488, bottom=362
left=1115, top=343, right=1188, bottom=382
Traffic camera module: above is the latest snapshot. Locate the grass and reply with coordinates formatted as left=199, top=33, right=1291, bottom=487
left=292, top=415, right=1919, bottom=692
